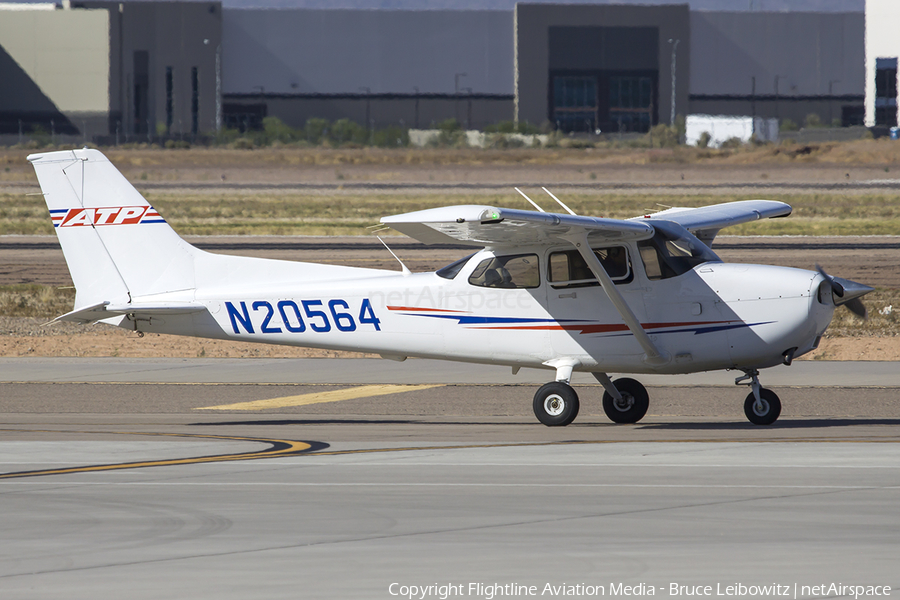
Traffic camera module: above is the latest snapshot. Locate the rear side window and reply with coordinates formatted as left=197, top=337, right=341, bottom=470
left=548, top=246, right=632, bottom=288
left=468, top=254, right=540, bottom=289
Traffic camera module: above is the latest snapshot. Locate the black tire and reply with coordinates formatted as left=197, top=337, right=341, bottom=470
left=744, top=388, right=781, bottom=425
left=602, top=377, right=649, bottom=424
left=533, top=382, right=580, bottom=427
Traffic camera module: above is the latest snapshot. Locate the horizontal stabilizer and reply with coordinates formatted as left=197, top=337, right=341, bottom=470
left=50, top=301, right=206, bottom=325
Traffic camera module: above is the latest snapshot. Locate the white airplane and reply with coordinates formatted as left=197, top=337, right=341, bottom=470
left=29, top=148, right=873, bottom=426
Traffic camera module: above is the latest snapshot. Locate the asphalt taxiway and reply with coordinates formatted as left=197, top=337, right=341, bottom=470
left=2, top=357, right=899, bottom=599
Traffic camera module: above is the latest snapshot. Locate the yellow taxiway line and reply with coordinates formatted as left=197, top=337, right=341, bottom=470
left=194, top=384, right=443, bottom=411
left=0, top=430, right=316, bottom=480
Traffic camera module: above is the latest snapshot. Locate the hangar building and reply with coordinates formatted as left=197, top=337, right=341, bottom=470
left=0, top=0, right=867, bottom=139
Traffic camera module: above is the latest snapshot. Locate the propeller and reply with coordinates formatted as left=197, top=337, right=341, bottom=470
left=816, top=264, right=873, bottom=320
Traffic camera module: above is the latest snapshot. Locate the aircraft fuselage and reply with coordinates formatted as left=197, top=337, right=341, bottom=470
left=122, top=242, right=833, bottom=376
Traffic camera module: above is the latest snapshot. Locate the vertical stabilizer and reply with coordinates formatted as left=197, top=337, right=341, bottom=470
left=28, top=149, right=197, bottom=308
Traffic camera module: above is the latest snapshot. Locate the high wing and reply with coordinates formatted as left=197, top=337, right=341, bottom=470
left=641, top=200, right=791, bottom=246
left=381, top=200, right=790, bottom=249
left=380, top=205, right=654, bottom=247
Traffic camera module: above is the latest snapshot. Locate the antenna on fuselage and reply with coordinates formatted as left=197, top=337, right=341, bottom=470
left=515, top=187, right=546, bottom=212
left=376, top=235, right=411, bottom=276
left=542, top=187, right=577, bottom=216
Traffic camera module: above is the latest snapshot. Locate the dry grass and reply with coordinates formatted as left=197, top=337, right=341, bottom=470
left=0, top=285, right=75, bottom=319
left=3, top=138, right=900, bottom=174
left=822, top=288, right=900, bottom=337
left=4, top=140, right=900, bottom=236
left=5, top=190, right=900, bottom=236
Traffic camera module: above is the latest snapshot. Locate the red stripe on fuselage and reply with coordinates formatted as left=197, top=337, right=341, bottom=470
left=387, top=306, right=469, bottom=313
left=470, top=320, right=735, bottom=333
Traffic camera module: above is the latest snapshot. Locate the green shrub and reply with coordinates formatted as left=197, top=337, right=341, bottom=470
left=262, top=116, right=299, bottom=144
left=781, top=118, right=799, bottom=132
left=436, top=118, right=461, bottom=133
left=371, top=126, right=409, bottom=148
left=646, top=123, right=679, bottom=148
left=304, top=118, right=329, bottom=144
left=484, top=120, right=541, bottom=135
left=231, top=137, right=256, bottom=149
left=696, top=131, right=712, bottom=148
left=214, top=128, right=241, bottom=145
left=330, top=118, right=367, bottom=145
left=488, top=135, right=526, bottom=149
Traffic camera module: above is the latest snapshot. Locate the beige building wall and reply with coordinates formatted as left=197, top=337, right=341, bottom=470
left=0, top=9, right=109, bottom=114
left=864, top=0, right=900, bottom=127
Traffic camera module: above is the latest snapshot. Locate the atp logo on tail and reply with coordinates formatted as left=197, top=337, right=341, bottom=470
left=52, top=206, right=165, bottom=228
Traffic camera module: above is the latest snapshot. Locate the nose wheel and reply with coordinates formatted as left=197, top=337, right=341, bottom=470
left=737, top=369, right=781, bottom=425
left=744, top=388, right=781, bottom=425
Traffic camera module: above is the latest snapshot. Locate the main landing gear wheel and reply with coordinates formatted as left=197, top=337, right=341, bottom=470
left=533, top=382, right=580, bottom=427
left=744, top=388, right=781, bottom=425
left=602, top=377, right=649, bottom=424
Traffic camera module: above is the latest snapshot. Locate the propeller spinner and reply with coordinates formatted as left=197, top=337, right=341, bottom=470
left=816, top=265, right=874, bottom=319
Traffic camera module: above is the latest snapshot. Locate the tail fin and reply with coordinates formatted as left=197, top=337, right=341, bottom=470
left=28, top=149, right=197, bottom=309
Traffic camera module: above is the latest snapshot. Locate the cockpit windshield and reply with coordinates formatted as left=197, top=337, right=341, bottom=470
left=637, top=220, right=721, bottom=280
left=436, top=253, right=475, bottom=280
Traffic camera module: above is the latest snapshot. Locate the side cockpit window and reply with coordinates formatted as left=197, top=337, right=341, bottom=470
left=638, top=221, right=721, bottom=280
left=548, top=246, right=633, bottom=288
left=468, top=253, right=540, bottom=289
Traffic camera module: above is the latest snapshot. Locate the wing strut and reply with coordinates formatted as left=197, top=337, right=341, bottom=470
left=562, top=231, right=670, bottom=366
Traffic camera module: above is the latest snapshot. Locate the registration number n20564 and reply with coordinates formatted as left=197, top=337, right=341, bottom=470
left=225, top=299, right=380, bottom=334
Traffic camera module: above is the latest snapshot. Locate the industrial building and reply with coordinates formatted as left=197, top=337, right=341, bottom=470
left=1, top=1, right=221, bottom=140
left=865, top=0, right=900, bottom=128
left=0, top=0, right=876, bottom=141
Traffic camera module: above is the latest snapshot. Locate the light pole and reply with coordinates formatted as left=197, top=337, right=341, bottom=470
left=774, top=75, right=783, bottom=121
left=359, top=87, right=372, bottom=141
left=828, top=79, right=840, bottom=126
left=454, top=72, right=467, bottom=95
left=668, top=39, right=680, bottom=126
left=455, top=73, right=467, bottom=124
left=215, top=44, right=222, bottom=132
left=253, top=86, right=265, bottom=132
left=751, top=76, right=756, bottom=119
left=462, top=87, right=473, bottom=130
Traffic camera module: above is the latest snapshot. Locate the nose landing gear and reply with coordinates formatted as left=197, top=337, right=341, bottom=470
left=736, top=369, right=781, bottom=425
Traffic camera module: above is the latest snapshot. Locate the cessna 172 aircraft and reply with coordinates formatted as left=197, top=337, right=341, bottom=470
left=29, top=148, right=873, bottom=426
